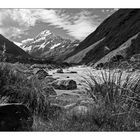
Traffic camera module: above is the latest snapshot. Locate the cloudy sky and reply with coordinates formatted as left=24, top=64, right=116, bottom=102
left=0, top=8, right=118, bottom=43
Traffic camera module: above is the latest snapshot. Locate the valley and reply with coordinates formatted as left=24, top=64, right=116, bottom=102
left=1, top=8, right=140, bottom=131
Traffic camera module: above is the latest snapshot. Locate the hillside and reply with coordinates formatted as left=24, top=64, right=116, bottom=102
left=65, top=9, right=140, bottom=65
left=0, top=34, right=30, bottom=58
left=93, top=33, right=139, bottom=67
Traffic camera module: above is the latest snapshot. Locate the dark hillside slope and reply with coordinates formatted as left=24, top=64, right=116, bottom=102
left=0, top=34, right=30, bottom=58
left=65, top=9, right=140, bottom=64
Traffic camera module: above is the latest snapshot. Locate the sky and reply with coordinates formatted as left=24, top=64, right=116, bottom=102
left=0, top=8, right=118, bottom=44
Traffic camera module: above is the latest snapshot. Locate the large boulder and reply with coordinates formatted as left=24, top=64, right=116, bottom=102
left=35, top=69, right=49, bottom=80
left=0, top=103, right=33, bottom=131
left=52, top=79, right=77, bottom=90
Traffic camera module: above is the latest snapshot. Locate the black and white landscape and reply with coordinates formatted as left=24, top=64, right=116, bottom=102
left=1, top=8, right=140, bottom=131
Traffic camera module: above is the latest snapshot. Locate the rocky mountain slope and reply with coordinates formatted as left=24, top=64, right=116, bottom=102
left=0, top=34, right=30, bottom=58
left=64, top=9, right=140, bottom=65
left=21, top=30, right=80, bottom=62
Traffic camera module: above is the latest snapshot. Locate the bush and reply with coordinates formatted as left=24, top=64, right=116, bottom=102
left=82, top=68, right=140, bottom=131
left=0, top=62, right=50, bottom=117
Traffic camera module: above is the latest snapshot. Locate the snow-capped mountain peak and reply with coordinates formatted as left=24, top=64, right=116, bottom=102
left=40, top=30, right=52, bottom=36
left=20, top=29, right=80, bottom=61
left=35, top=29, right=52, bottom=40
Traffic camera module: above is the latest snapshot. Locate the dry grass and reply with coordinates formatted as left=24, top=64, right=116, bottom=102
left=82, top=68, right=140, bottom=131
left=0, top=62, right=50, bottom=117
left=2, top=61, right=140, bottom=131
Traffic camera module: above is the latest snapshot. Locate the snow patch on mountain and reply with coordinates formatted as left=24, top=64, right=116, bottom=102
left=39, top=30, right=51, bottom=36
left=14, top=42, right=22, bottom=47
left=50, top=43, right=61, bottom=49
left=35, top=30, right=52, bottom=40
left=22, top=45, right=32, bottom=52
left=39, top=42, right=46, bottom=49
left=74, top=44, right=79, bottom=46
left=22, top=38, right=34, bottom=44
left=33, top=37, right=46, bottom=43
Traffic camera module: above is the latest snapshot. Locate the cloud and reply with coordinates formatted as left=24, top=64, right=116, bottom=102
left=0, top=9, right=38, bottom=39
left=0, top=9, right=100, bottom=40
left=10, top=9, right=38, bottom=27
left=101, top=8, right=119, bottom=13
left=62, top=11, right=98, bottom=40
left=35, top=9, right=99, bottom=40
left=0, top=26, right=26, bottom=40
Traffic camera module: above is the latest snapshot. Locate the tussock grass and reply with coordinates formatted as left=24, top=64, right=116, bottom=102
left=82, top=68, right=140, bottom=131
left=0, top=62, right=50, bottom=116
left=32, top=111, right=99, bottom=131
left=2, top=61, right=140, bottom=131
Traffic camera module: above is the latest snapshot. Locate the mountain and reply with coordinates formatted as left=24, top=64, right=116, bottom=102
left=21, top=30, right=80, bottom=62
left=0, top=34, right=30, bottom=58
left=14, top=42, right=22, bottom=47
left=64, top=9, right=140, bottom=65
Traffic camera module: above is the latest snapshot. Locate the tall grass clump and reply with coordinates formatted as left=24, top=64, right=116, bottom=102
left=0, top=62, right=50, bottom=117
left=82, top=68, right=140, bottom=131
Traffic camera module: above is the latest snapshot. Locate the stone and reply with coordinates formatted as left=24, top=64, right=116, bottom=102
left=69, top=71, right=77, bottom=73
left=52, top=79, right=77, bottom=90
left=0, top=103, right=33, bottom=131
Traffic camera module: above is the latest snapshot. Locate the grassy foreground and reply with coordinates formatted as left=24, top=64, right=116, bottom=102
left=1, top=62, right=140, bottom=131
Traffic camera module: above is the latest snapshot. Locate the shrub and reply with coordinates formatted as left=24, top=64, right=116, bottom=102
left=0, top=62, right=50, bottom=117
left=82, top=68, right=140, bottom=131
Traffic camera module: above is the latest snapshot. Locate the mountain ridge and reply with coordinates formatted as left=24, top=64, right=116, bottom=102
left=20, top=29, right=80, bottom=61
left=0, top=34, right=30, bottom=58
left=65, top=9, right=140, bottom=65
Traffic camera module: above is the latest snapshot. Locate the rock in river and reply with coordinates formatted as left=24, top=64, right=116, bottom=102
left=52, top=79, right=77, bottom=90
